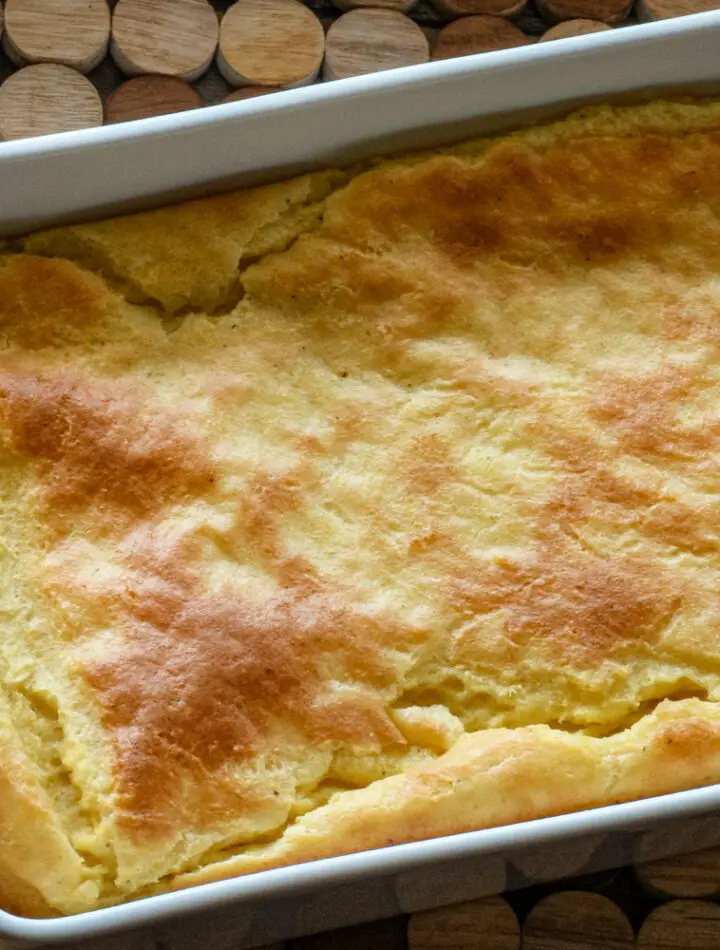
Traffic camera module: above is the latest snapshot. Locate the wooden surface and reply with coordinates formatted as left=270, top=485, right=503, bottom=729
left=428, top=0, right=526, bottom=18
left=0, top=62, right=102, bottom=139
left=332, top=0, right=419, bottom=14
left=224, top=86, right=280, bottom=101
left=323, top=9, right=429, bottom=80
left=636, top=0, right=719, bottom=18
left=522, top=892, right=635, bottom=950
left=3, top=0, right=110, bottom=72
left=217, top=0, right=325, bottom=87
left=105, top=75, right=204, bottom=123
left=540, top=17, right=613, bottom=37
left=407, top=896, right=520, bottom=949
left=111, top=0, right=219, bottom=81
left=536, top=0, right=634, bottom=22
left=432, top=14, right=530, bottom=58
left=637, top=900, right=720, bottom=949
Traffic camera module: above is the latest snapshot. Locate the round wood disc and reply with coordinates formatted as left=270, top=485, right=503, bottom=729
left=0, top=63, right=103, bottom=140
left=638, top=900, right=720, bottom=950
left=429, top=0, right=526, bottom=19
left=637, top=0, right=720, bottom=19
left=408, top=896, right=520, bottom=950
left=105, top=75, right=204, bottom=124
left=3, top=0, right=110, bottom=73
left=541, top=18, right=612, bottom=38
left=323, top=9, right=429, bottom=81
left=536, top=0, right=632, bottom=23
left=218, top=0, right=325, bottom=88
left=432, top=15, right=529, bottom=60
left=522, top=892, right=634, bottom=950
left=111, top=0, right=219, bottom=82
left=635, top=847, right=720, bottom=899
left=224, top=87, right=278, bottom=102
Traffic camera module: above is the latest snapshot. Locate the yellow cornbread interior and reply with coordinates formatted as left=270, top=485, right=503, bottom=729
left=2, top=99, right=720, bottom=916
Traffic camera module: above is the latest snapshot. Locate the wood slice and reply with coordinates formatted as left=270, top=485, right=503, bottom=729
left=408, top=896, right=520, bottom=950
left=3, top=0, right=110, bottom=73
left=331, top=0, right=418, bottom=14
left=429, top=0, right=526, bottom=19
left=637, top=900, right=720, bottom=950
left=635, top=847, right=720, bottom=899
left=224, top=86, right=279, bottom=102
left=522, top=892, right=634, bottom=950
left=637, top=0, right=720, bottom=19
left=540, top=18, right=613, bottom=38
left=217, top=0, right=324, bottom=88
left=105, top=75, right=204, bottom=124
left=536, top=0, right=633, bottom=23
left=432, top=15, right=530, bottom=60
left=0, top=63, right=103, bottom=140
left=111, top=0, right=218, bottom=82
left=323, top=10, right=429, bottom=81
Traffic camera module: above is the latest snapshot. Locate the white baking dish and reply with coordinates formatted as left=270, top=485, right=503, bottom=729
left=1, top=11, right=720, bottom=946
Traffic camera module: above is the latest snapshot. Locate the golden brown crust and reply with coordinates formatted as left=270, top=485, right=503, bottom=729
left=2, top=97, right=720, bottom=916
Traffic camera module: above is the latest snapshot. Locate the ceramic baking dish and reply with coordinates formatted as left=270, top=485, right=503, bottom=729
left=1, top=11, right=720, bottom=946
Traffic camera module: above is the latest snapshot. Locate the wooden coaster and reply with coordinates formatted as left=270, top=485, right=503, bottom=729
left=111, top=0, right=219, bottom=82
left=323, top=10, right=429, bottom=81
left=224, top=87, right=279, bottom=102
left=408, top=896, right=520, bottom=950
left=0, top=63, right=103, bottom=140
left=635, top=847, right=720, bottom=900
left=429, top=0, right=526, bottom=18
left=217, top=0, right=324, bottom=88
left=541, top=18, right=613, bottom=38
left=3, top=0, right=110, bottom=73
left=637, top=900, right=720, bottom=950
left=432, top=15, right=530, bottom=60
left=105, top=75, right=204, bottom=124
left=522, top=892, right=634, bottom=950
left=536, top=0, right=633, bottom=23
left=636, top=0, right=720, bottom=19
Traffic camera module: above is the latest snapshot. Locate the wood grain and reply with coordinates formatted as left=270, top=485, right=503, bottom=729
left=3, top=0, right=110, bottom=73
left=522, top=892, right=634, bottom=950
left=323, top=9, right=429, bottom=80
left=111, top=0, right=218, bottom=81
left=540, top=18, right=612, bottom=38
left=429, top=0, right=526, bottom=18
left=637, top=900, right=720, bottom=950
left=105, top=75, right=204, bottom=124
left=635, top=847, right=720, bottom=899
left=432, top=15, right=529, bottom=59
left=536, top=0, right=633, bottom=23
left=0, top=63, right=103, bottom=140
left=408, top=896, right=520, bottom=950
left=224, top=86, right=279, bottom=102
left=331, top=0, right=419, bottom=15
left=217, top=0, right=324, bottom=88
left=636, top=0, right=720, bottom=19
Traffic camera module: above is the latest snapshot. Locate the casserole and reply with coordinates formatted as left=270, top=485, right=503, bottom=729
left=1, top=11, right=720, bottom=946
